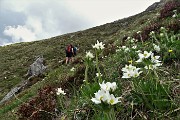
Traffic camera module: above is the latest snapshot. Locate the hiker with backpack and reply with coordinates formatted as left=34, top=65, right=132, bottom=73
left=65, top=44, right=74, bottom=64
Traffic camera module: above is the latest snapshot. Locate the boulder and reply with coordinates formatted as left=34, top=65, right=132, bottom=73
left=26, top=56, right=47, bottom=80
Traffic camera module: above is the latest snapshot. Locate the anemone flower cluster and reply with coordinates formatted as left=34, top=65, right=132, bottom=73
left=86, top=51, right=94, bottom=59
left=121, top=64, right=142, bottom=78
left=121, top=46, right=130, bottom=52
left=132, top=45, right=137, bottom=49
left=135, top=49, right=162, bottom=70
left=144, top=53, right=162, bottom=70
left=91, top=81, right=121, bottom=105
left=92, top=40, right=105, bottom=50
left=56, top=87, right=66, bottom=95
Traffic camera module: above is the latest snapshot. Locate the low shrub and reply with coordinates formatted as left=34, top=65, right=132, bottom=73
left=17, top=86, right=56, bottom=120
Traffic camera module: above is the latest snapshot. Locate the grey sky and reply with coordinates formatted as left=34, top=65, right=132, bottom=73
left=0, top=0, right=160, bottom=46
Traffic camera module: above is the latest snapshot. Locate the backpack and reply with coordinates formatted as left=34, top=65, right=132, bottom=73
left=66, top=45, right=72, bottom=53
left=73, top=47, right=77, bottom=53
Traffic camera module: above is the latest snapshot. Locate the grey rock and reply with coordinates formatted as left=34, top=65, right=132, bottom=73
left=0, top=86, right=21, bottom=103
left=26, top=56, right=47, bottom=79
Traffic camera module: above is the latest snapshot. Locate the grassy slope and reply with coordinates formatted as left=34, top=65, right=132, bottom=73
left=0, top=9, right=158, bottom=101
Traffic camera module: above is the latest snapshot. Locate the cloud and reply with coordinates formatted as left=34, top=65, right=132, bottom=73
left=0, top=0, right=160, bottom=46
left=0, top=0, right=91, bottom=45
left=3, top=25, right=36, bottom=43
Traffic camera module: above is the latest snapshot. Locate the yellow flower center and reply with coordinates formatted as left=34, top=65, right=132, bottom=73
left=134, top=74, right=138, bottom=77
left=128, top=60, right=133, bottom=64
left=128, top=73, right=131, bottom=76
left=110, top=99, right=114, bottom=105
left=168, top=49, right=173, bottom=53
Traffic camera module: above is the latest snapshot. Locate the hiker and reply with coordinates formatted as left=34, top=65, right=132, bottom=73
left=65, top=44, right=73, bottom=64
left=72, top=46, right=78, bottom=62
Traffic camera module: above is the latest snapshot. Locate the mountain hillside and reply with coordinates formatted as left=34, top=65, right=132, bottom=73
left=0, top=0, right=179, bottom=119
left=0, top=2, right=160, bottom=101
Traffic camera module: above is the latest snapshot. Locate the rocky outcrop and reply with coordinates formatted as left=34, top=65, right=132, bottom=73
left=0, top=80, right=28, bottom=104
left=145, top=2, right=160, bottom=11
left=0, top=56, right=47, bottom=104
left=25, top=56, right=47, bottom=80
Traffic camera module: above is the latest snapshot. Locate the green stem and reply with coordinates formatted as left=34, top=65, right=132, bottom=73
left=59, top=96, right=65, bottom=110
left=105, top=108, right=116, bottom=120
left=153, top=34, right=160, bottom=44
left=140, top=34, right=143, bottom=45
left=96, top=50, right=102, bottom=83
left=164, top=31, right=169, bottom=43
left=154, top=70, right=160, bottom=90
left=85, top=64, right=89, bottom=83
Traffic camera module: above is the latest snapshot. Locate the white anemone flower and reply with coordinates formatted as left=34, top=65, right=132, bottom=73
left=145, top=63, right=162, bottom=70
left=121, top=46, right=130, bottom=52
left=131, top=68, right=143, bottom=77
left=56, top=88, right=66, bottom=95
left=107, top=94, right=121, bottom=105
left=86, top=51, right=94, bottom=59
left=145, top=65, right=153, bottom=70
left=136, top=50, right=142, bottom=53
left=122, top=64, right=142, bottom=78
left=132, top=45, right=137, bottom=49
left=122, top=69, right=142, bottom=78
left=160, top=33, right=164, bottom=37
left=122, top=46, right=126, bottom=49
left=142, top=51, right=152, bottom=58
left=110, top=82, right=117, bottom=91
left=99, top=81, right=117, bottom=92
left=91, top=89, right=109, bottom=104
left=91, top=97, right=101, bottom=104
left=122, top=64, right=136, bottom=72
left=136, top=53, right=144, bottom=63
left=172, top=14, right=176, bottom=18
left=153, top=44, right=160, bottom=52
left=151, top=53, right=161, bottom=63
left=150, top=31, right=155, bottom=36
left=92, top=40, right=105, bottom=50
left=143, top=53, right=162, bottom=70
left=136, top=58, right=143, bottom=63
left=116, top=49, right=121, bottom=52
left=122, top=72, right=131, bottom=78
left=137, top=31, right=141, bottom=34
left=160, top=27, right=165, bottom=31
left=96, top=72, right=102, bottom=77
left=127, top=37, right=131, bottom=40
left=92, top=81, right=121, bottom=105
left=70, top=67, right=75, bottom=72
left=136, top=51, right=152, bottom=62
left=99, top=81, right=110, bottom=91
